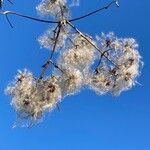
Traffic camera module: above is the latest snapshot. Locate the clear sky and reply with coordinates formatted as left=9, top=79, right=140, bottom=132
left=0, top=0, right=150, bottom=150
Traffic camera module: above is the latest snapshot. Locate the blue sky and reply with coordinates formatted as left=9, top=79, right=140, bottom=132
left=0, top=0, right=150, bottom=150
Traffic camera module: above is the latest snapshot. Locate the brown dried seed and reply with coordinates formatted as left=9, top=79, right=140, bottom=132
left=23, top=100, right=30, bottom=105
left=48, top=84, right=56, bottom=93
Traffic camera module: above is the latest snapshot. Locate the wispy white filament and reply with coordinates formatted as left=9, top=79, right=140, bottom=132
left=58, top=34, right=97, bottom=72
left=88, top=33, right=143, bottom=96
left=56, top=67, right=83, bottom=97
left=38, top=26, right=67, bottom=50
left=36, top=0, right=69, bottom=20
left=5, top=69, right=61, bottom=126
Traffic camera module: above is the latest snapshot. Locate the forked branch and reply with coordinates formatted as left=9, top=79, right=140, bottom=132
left=66, top=21, right=119, bottom=68
left=0, top=0, right=119, bottom=27
left=70, top=0, right=119, bottom=22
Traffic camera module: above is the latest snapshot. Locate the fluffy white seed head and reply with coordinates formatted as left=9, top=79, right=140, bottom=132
left=38, top=26, right=67, bottom=51
left=36, top=0, right=69, bottom=20
left=56, top=67, right=83, bottom=97
left=87, top=66, right=114, bottom=95
left=72, top=34, right=95, bottom=50
left=5, top=69, right=34, bottom=97
left=5, top=69, right=62, bottom=126
left=57, top=33, right=97, bottom=77
left=87, top=33, right=142, bottom=96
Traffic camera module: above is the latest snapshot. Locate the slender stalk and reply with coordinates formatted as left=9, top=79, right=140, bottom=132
left=5, top=13, right=13, bottom=28
left=0, top=0, right=119, bottom=26
left=39, top=24, right=63, bottom=79
left=0, top=11, right=58, bottom=25
left=39, top=59, right=64, bottom=80
left=66, top=21, right=118, bottom=68
left=69, top=0, right=119, bottom=22
left=50, top=23, right=62, bottom=59
left=95, top=48, right=113, bottom=72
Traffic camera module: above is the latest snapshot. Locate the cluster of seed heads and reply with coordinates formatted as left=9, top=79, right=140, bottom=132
left=3, top=0, right=142, bottom=127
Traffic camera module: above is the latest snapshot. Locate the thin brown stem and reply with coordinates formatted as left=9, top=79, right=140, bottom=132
left=50, top=60, right=64, bottom=73
left=0, top=11, right=58, bottom=25
left=5, top=14, right=13, bottom=28
left=50, top=23, right=62, bottom=59
left=69, top=0, right=119, bottom=22
left=0, top=0, right=119, bottom=26
left=95, top=48, right=113, bottom=72
left=66, top=21, right=118, bottom=68
left=39, top=24, right=63, bottom=79
left=60, top=25, right=78, bottom=47
left=59, top=1, right=65, bottom=20
left=39, top=59, right=64, bottom=80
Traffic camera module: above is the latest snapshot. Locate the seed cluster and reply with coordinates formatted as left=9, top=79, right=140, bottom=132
left=5, top=0, right=142, bottom=127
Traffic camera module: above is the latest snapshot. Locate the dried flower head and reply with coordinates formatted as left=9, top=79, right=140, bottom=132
left=56, top=67, right=83, bottom=97
left=36, top=0, right=69, bottom=20
left=59, top=35, right=96, bottom=71
left=87, top=33, right=143, bottom=96
left=5, top=69, right=61, bottom=126
left=38, top=25, right=68, bottom=50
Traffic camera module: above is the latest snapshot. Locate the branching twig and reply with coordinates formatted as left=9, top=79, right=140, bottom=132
left=39, top=59, right=64, bottom=79
left=0, top=1, right=120, bottom=78
left=5, top=13, right=13, bottom=28
left=69, top=0, right=119, bottom=22
left=0, top=0, right=119, bottom=27
left=66, top=20, right=119, bottom=68
left=39, top=24, right=63, bottom=79
left=95, top=48, right=113, bottom=72
left=0, top=11, right=58, bottom=27
left=50, top=23, right=62, bottom=59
